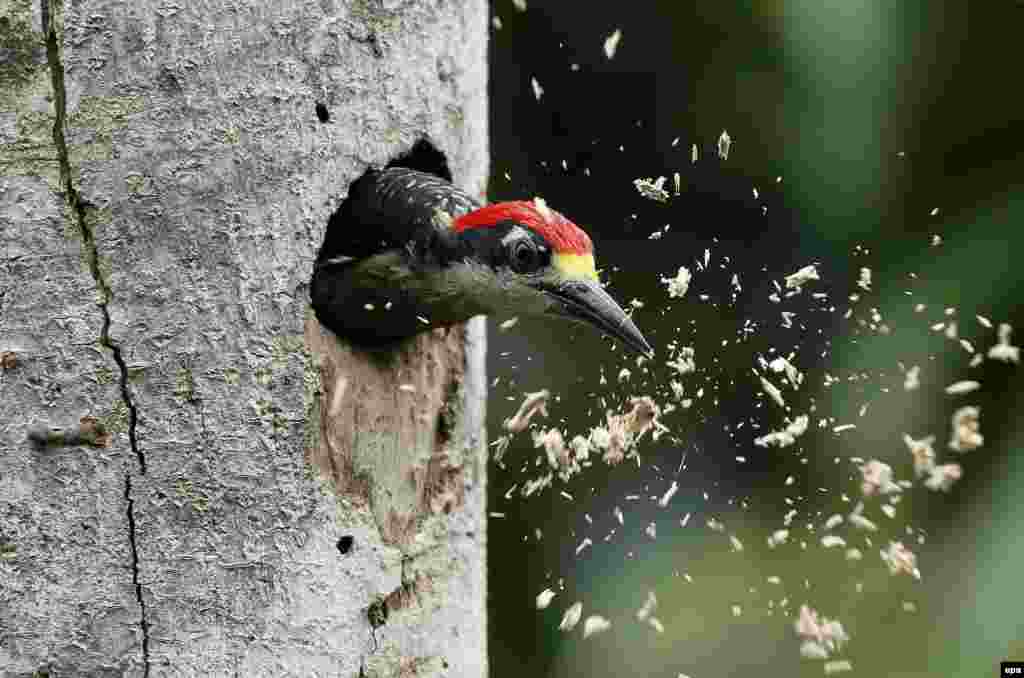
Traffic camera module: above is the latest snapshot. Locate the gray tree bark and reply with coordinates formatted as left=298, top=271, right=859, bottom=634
left=0, top=0, right=489, bottom=676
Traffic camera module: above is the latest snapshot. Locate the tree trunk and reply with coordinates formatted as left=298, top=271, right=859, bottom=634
left=0, top=0, right=489, bottom=676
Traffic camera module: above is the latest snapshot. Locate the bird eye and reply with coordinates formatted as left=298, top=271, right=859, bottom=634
left=509, top=240, right=538, bottom=273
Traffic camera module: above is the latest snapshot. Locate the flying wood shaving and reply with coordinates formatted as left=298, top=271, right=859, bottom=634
left=534, top=428, right=577, bottom=478
left=859, top=460, right=901, bottom=497
left=559, top=603, right=583, bottom=631
left=667, top=346, right=696, bottom=375
left=755, top=415, right=810, bottom=448
left=821, top=535, right=846, bottom=548
left=945, top=380, right=980, bottom=395
left=583, top=615, right=612, bottom=639
left=857, top=267, right=872, bottom=291
left=658, top=481, right=679, bottom=507
left=717, top=130, right=731, bottom=160
left=758, top=375, right=787, bottom=409
left=626, top=396, right=664, bottom=437
left=532, top=196, right=553, bottom=221
left=491, top=435, right=512, bottom=462
left=902, top=434, right=936, bottom=477
left=801, top=643, right=830, bottom=660
left=499, top=317, right=519, bottom=331
left=603, top=28, right=622, bottom=59
left=768, top=529, right=789, bottom=548
left=601, top=422, right=627, bottom=465
left=522, top=473, right=553, bottom=497
left=824, top=660, right=854, bottom=675
left=636, top=591, right=657, bottom=622
left=769, top=356, right=804, bottom=388
left=924, top=463, right=962, bottom=492
left=634, top=176, right=669, bottom=202
left=661, top=266, right=692, bottom=299
left=795, top=604, right=849, bottom=660
left=569, top=434, right=591, bottom=462
left=948, top=406, right=983, bottom=453
left=988, top=323, right=1020, bottom=363
left=785, top=264, right=820, bottom=290
left=504, top=390, right=550, bottom=434
left=536, top=589, right=556, bottom=609
left=601, top=397, right=664, bottom=465
left=530, top=77, right=544, bottom=101
left=904, top=365, right=921, bottom=391
left=432, top=208, right=453, bottom=229
left=881, top=541, right=921, bottom=579
left=589, top=424, right=612, bottom=451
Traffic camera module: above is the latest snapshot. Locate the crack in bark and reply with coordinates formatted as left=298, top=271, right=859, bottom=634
left=40, top=0, right=143, bottom=473
left=124, top=474, right=152, bottom=678
left=42, top=1, right=151, bottom=673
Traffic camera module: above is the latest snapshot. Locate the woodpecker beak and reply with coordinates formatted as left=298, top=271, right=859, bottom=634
left=542, top=278, right=653, bottom=355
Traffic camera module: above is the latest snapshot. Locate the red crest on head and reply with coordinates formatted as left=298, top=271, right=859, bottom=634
left=452, top=200, right=593, bottom=255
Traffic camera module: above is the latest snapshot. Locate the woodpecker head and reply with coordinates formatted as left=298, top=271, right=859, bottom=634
left=451, top=198, right=652, bottom=355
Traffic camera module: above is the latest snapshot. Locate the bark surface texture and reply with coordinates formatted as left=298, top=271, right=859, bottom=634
left=0, top=0, right=489, bottom=675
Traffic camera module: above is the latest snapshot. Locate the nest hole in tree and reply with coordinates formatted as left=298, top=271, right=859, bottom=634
left=310, top=138, right=456, bottom=353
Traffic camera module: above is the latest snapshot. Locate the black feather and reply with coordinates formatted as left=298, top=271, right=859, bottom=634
left=311, top=167, right=485, bottom=347
left=316, top=167, right=480, bottom=269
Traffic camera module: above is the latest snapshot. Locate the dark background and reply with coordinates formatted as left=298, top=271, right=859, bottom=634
left=483, top=2, right=1024, bottom=677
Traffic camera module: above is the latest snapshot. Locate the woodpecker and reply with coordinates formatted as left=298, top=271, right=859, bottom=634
left=311, top=167, right=651, bottom=354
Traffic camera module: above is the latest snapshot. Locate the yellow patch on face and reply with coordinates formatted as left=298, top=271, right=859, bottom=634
left=553, top=253, right=598, bottom=282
